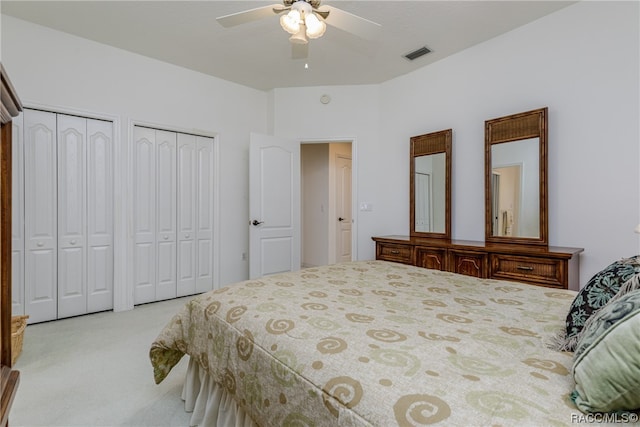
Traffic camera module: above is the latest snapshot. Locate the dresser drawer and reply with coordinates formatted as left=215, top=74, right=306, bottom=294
left=449, top=250, right=488, bottom=278
left=415, top=247, right=447, bottom=271
left=490, top=254, right=566, bottom=288
left=376, top=242, right=413, bottom=264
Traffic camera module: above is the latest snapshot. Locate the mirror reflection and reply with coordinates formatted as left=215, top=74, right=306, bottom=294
left=491, top=138, right=540, bottom=238
left=415, top=153, right=446, bottom=233
left=410, top=128, right=451, bottom=240
left=485, top=107, right=547, bottom=246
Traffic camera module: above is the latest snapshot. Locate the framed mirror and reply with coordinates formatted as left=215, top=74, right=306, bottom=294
left=485, top=107, right=547, bottom=246
left=410, top=129, right=451, bottom=240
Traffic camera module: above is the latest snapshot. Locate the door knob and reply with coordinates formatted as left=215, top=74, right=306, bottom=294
left=185, top=234, right=190, bottom=239
left=70, top=240, right=77, bottom=245
left=163, top=235, right=169, bottom=240
left=37, top=241, right=44, bottom=247
left=252, top=220, right=264, bottom=226
left=338, top=217, right=345, bottom=222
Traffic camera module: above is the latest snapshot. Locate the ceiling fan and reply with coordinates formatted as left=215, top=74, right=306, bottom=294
left=216, top=0, right=382, bottom=59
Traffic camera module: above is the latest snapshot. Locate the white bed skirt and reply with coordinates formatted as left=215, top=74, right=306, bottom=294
left=182, top=357, right=259, bottom=427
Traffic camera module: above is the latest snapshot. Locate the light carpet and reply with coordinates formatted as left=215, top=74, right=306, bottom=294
left=11, top=297, right=195, bottom=427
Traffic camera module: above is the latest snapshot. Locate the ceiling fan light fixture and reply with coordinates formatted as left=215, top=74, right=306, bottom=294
left=280, top=9, right=301, bottom=34
left=305, top=12, right=326, bottom=39
left=289, top=23, right=309, bottom=44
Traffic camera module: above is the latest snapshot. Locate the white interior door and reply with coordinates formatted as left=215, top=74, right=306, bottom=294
left=335, top=155, right=352, bottom=263
left=57, top=114, right=87, bottom=319
left=24, top=109, right=57, bottom=323
left=249, top=133, right=300, bottom=279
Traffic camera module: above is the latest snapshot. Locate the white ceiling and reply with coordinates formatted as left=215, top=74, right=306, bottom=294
left=1, top=1, right=575, bottom=91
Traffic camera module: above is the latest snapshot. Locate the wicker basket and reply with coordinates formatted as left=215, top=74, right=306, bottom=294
left=11, top=315, right=28, bottom=365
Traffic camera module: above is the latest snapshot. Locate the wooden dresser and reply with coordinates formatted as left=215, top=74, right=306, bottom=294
left=372, top=235, right=583, bottom=290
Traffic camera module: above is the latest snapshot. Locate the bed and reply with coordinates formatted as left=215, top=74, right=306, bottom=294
left=149, top=260, right=638, bottom=426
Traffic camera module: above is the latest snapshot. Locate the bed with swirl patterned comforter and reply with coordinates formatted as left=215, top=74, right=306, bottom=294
left=150, top=260, right=585, bottom=426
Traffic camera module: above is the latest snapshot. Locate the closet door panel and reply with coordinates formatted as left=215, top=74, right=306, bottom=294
left=87, top=119, right=113, bottom=312
left=24, top=109, right=57, bottom=323
left=57, top=114, right=87, bottom=318
left=133, top=127, right=156, bottom=304
left=155, top=130, right=177, bottom=300
left=177, top=133, right=196, bottom=296
left=11, top=113, right=24, bottom=315
left=196, top=136, right=214, bottom=293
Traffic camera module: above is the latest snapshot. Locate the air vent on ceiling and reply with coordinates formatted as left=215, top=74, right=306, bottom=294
left=404, top=46, right=431, bottom=61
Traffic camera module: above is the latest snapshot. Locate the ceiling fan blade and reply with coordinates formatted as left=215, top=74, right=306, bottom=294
left=318, top=5, right=382, bottom=40
left=292, top=43, right=309, bottom=59
left=216, top=4, right=286, bottom=28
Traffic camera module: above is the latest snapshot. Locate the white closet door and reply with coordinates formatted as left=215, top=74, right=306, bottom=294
left=87, top=119, right=113, bottom=312
left=57, top=114, right=87, bottom=318
left=177, top=133, right=196, bottom=297
left=24, top=109, right=57, bottom=323
left=133, top=127, right=157, bottom=304
left=196, top=136, right=214, bottom=293
left=155, top=130, right=177, bottom=301
left=11, top=113, right=24, bottom=316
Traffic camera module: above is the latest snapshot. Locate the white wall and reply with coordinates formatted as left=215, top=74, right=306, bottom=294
left=1, top=15, right=268, bottom=309
left=274, top=1, right=640, bottom=286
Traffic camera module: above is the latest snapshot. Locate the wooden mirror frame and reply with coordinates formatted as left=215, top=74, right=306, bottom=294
left=485, top=107, right=548, bottom=246
left=410, top=129, right=452, bottom=240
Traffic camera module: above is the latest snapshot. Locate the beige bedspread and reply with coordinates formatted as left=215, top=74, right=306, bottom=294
left=150, top=260, right=585, bottom=426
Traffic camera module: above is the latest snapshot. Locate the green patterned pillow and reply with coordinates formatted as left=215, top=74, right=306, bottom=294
left=560, top=256, right=640, bottom=351
left=571, top=288, right=640, bottom=413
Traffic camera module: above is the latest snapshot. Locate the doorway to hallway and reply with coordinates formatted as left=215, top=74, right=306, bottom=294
left=301, top=142, right=352, bottom=268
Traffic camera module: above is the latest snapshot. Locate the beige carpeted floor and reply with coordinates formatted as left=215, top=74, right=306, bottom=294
left=11, top=297, right=195, bottom=427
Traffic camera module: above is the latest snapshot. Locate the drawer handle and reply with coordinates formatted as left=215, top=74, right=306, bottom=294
left=390, top=250, right=400, bottom=254
left=517, top=265, right=534, bottom=271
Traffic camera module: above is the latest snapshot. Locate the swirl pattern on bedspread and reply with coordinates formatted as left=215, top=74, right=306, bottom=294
left=150, top=260, right=583, bottom=426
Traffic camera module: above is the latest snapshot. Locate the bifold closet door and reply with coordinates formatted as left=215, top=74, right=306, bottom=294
left=177, top=133, right=197, bottom=296
left=195, top=136, right=214, bottom=293
left=21, top=110, right=114, bottom=323
left=57, top=115, right=114, bottom=318
left=24, top=110, right=57, bottom=323
left=57, top=114, right=88, bottom=318
left=86, top=119, right=114, bottom=312
left=133, top=127, right=157, bottom=304
left=135, top=128, right=213, bottom=304
left=133, top=127, right=177, bottom=304
left=176, top=134, right=214, bottom=296
left=155, top=130, right=177, bottom=301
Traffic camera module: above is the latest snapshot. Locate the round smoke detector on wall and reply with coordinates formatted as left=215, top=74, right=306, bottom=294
left=320, top=94, right=331, bottom=104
